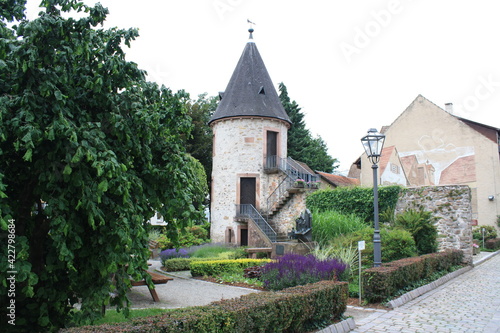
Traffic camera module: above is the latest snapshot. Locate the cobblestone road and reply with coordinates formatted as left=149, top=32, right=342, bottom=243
left=352, top=254, right=500, bottom=333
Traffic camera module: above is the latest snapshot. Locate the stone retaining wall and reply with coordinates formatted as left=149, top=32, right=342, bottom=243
left=395, top=185, right=473, bottom=263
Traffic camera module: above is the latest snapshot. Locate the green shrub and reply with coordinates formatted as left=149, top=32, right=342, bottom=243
left=64, top=281, right=347, bottom=333
left=485, top=238, right=500, bottom=250
left=472, top=225, right=498, bottom=241
left=306, top=186, right=401, bottom=222
left=363, top=250, right=463, bottom=303
left=190, top=259, right=272, bottom=277
left=333, top=227, right=417, bottom=266
left=156, top=226, right=210, bottom=250
left=162, top=257, right=222, bottom=271
left=312, top=210, right=367, bottom=246
left=394, top=208, right=438, bottom=255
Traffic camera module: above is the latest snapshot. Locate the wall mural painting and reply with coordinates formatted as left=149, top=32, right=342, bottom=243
left=398, top=134, right=476, bottom=186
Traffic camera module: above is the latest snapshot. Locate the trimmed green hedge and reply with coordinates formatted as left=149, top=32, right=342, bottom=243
left=162, top=257, right=222, bottom=272
left=306, top=186, right=401, bottom=222
left=62, top=280, right=348, bottom=333
left=190, top=259, right=272, bottom=277
left=362, top=250, right=463, bottom=303
left=486, top=238, right=500, bottom=250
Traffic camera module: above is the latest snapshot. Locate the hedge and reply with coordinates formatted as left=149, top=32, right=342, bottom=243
left=62, top=280, right=348, bottom=333
left=162, top=257, right=222, bottom=272
left=306, top=186, right=401, bottom=222
left=190, top=259, right=272, bottom=277
left=485, top=238, right=500, bottom=250
left=362, top=249, right=463, bottom=303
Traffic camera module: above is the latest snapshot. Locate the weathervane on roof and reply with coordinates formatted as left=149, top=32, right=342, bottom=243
left=247, top=19, right=256, bottom=39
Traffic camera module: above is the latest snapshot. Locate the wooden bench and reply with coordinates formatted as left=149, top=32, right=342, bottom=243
left=131, top=271, right=173, bottom=302
left=245, top=247, right=272, bottom=259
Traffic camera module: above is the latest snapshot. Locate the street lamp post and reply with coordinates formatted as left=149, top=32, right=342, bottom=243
left=361, top=128, right=386, bottom=267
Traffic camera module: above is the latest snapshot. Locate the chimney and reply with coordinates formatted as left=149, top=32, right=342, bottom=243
left=445, top=102, right=454, bottom=114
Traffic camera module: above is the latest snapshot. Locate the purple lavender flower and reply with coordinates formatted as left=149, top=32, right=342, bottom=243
left=261, top=254, right=347, bottom=290
left=159, top=248, right=189, bottom=261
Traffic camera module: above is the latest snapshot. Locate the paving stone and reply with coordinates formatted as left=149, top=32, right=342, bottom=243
left=347, top=252, right=500, bottom=333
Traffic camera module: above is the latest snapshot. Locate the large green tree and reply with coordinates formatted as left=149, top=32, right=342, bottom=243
left=0, top=1, right=205, bottom=331
left=184, top=93, right=217, bottom=190
left=278, top=83, right=338, bottom=173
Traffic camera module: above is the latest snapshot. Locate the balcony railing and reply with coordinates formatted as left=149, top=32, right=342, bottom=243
left=235, top=204, right=277, bottom=242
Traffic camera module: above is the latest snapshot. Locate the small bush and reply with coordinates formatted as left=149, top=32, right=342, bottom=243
left=190, top=259, right=272, bottom=277
left=472, top=225, right=497, bottom=241
left=260, top=254, right=347, bottom=291
left=485, top=238, right=500, bottom=250
left=162, top=257, right=222, bottom=272
left=156, top=226, right=210, bottom=250
left=243, top=265, right=264, bottom=279
left=394, top=208, right=438, bottom=255
left=333, top=227, right=417, bottom=266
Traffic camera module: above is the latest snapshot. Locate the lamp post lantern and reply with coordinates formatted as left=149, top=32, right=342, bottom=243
left=361, top=128, right=386, bottom=267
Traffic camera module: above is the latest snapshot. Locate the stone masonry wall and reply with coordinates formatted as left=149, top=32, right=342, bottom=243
left=210, top=117, right=288, bottom=244
left=271, top=190, right=310, bottom=235
left=395, top=185, right=473, bottom=263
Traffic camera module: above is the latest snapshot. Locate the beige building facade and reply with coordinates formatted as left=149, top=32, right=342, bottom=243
left=355, top=95, right=500, bottom=229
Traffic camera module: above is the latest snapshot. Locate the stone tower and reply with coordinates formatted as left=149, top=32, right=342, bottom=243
left=209, top=28, right=316, bottom=248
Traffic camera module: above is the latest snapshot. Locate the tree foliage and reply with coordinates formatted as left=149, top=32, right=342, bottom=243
left=0, top=1, right=206, bottom=331
left=278, top=82, right=338, bottom=173
left=184, top=93, right=217, bottom=190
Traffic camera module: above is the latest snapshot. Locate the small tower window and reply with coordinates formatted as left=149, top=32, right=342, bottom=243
left=258, top=86, right=265, bottom=95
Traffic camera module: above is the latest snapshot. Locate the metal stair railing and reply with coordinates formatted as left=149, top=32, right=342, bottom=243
left=266, top=156, right=318, bottom=216
left=235, top=204, right=277, bottom=243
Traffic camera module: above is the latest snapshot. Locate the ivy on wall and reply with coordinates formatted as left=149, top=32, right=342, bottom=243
left=306, top=186, right=402, bottom=222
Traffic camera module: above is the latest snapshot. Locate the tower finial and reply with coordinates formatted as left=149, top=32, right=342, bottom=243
left=247, top=19, right=256, bottom=39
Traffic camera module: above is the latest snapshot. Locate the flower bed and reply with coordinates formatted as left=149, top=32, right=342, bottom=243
left=261, top=253, right=347, bottom=291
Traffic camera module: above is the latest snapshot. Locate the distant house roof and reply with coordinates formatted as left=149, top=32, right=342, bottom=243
left=209, top=30, right=291, bottom=126
left=454, top=116, right=500, bottom=143
left=439, top=155, right=476, bottom=184
left=317, top=171, right=360, bottom=187
left=379, top=146, right=396, bottom=176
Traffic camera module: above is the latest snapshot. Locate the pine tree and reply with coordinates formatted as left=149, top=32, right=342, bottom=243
left=279, top=83, right=338, bottom=173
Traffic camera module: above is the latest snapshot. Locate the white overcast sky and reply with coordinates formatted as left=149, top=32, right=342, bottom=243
left=24, top=0, right=500, bottom=174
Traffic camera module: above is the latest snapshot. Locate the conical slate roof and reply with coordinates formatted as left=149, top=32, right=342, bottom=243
left=209, top=30, right=291, bottom=125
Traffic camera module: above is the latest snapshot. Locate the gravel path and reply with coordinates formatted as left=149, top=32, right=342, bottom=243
left=126, top=260, right=260, bottom=309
